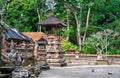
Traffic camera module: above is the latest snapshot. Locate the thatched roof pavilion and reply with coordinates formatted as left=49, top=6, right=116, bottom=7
left=38, top=15, right=67, bottom=27
left=38, top=15, right=67, bottom=35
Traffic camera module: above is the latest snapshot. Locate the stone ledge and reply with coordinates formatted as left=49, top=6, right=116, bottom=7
left=96, top=60, right=109, bottom=65
left=0, top=74, right=9, bottom=78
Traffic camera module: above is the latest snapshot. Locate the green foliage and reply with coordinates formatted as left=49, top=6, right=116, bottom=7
left=106, top=48, right=120, bottom=55
left=61, top=39, right=79, bottom=53
left=1, top=0, right=120, bottom=55
left=61, top=26, right=77, bottom=43
left=6, top=0, right=38, bottom=32
left=82, top=42, right=96, bottom=54
left=86, top=30, right=120, bottom=54
left=106, top=39, right=120, bottom=54
left=105, top=19, right=120, bottom=32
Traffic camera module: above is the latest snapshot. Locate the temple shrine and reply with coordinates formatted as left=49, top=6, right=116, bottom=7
left=38, top=15, right=67, bottom=67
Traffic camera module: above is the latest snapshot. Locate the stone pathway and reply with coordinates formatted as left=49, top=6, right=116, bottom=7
left=39, top=63, right=120, bottom=78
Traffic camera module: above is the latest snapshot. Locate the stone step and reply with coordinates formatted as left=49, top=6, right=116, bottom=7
left=0, top=74, right=9, bottom=78
left=48, top=63, right=67, bottom=67
left=96, top=60, right=109, bottom=65
left=47, top=59, right=65, bottom=63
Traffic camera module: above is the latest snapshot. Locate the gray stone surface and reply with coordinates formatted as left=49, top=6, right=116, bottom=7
left=39, top=63, right=120, bottom=78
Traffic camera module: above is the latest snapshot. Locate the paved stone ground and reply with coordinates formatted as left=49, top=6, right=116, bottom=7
left=39, top=63, right=120, bottom=78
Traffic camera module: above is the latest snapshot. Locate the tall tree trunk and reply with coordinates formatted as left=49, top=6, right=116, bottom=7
left=37, top=8, right=41, bottom=32
left=82, top=7, right=91, bottom=45
left=73, top=12, right=82, bottom=51
left=66, top=8, right=70, bottom=40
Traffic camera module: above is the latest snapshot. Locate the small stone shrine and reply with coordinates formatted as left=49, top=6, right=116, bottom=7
left=25, top=42, right=34, bottom=58
left=38, top=15, right=67, bottom=67
left=37, top=36, right=50, bottom=70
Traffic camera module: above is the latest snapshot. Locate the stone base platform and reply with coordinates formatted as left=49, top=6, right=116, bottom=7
left=96, top=60, right=109, bottom=65
left=48, top=63, right=67, bottom=67
left=0, top=74, right=9, bottom=78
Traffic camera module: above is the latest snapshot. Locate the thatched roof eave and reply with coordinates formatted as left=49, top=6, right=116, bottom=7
left=38, top=15, right=67, bottom=27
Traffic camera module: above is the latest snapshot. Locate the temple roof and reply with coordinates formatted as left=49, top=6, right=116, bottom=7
left=38, top=15, right=67, bottom=27
left=1, top=21, right=32, bottom=42
left=22, top=32, right=47, bottom=41
left=5, top=28, right=32, bottom=42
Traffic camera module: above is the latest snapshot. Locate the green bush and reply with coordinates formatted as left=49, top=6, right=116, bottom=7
left=82, top=42, right=96, bottom=54
left=106, top=46, right=120, bottom=54
left=61, top=39, right=120, bottom=54
left=61, top=39, right=79, bottom=53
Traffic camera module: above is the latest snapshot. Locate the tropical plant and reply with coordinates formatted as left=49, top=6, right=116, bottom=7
left=87, top=29, right=120, bottom=60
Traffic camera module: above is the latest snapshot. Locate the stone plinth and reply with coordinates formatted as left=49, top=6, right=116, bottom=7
left=0, top=74, right=9, bottom=78
left=46, top=36, right=67, bottom=67
left=0, top=66, right=15, bottom=78
left=96, top=60, right=109, bottom=65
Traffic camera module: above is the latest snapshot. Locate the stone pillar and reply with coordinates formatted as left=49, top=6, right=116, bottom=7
left=97, top=52, right=103, bottom=60
left=23, top=41, right=27, bottom=58
left=10, top=40, right=14, bottom=50
left=47, top=36, right=67, bottom=67
left=75, top=51, right=79, bottom=60
left=34, top=42, right=38, bottom=57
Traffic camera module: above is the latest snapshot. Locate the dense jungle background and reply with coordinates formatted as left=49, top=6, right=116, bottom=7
left=0, top=0, right=120, bottom=54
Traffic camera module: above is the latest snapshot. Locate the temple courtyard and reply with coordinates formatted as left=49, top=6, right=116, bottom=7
left=39, top=63, right=120, bottom=78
